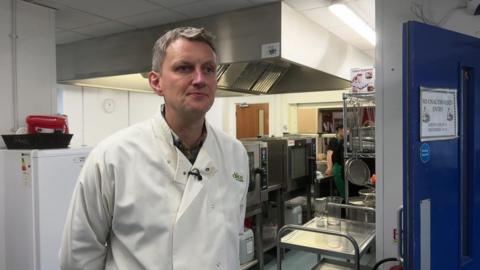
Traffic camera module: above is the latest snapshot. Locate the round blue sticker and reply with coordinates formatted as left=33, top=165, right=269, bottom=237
left=420, top=143, right=430, bottom=163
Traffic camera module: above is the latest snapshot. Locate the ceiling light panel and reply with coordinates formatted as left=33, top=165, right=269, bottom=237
left=328, top=3, right=376, bottom=45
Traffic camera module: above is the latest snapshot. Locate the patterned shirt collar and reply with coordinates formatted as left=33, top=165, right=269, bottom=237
left=161, top=104, right=207, bottom=164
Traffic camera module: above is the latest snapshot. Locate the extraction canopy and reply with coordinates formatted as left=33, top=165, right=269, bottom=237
left=57, top=3, right=373, bottom=95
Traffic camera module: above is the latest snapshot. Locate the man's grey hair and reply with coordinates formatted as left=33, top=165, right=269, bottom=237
left=152, top=26, right=216, bottom=73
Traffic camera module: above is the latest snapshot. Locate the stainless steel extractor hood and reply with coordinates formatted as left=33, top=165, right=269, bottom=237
left=57, top=3, right=373, bottom=95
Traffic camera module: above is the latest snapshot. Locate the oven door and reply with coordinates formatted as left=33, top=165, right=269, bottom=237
left=242, top=143, right=262, bottom=209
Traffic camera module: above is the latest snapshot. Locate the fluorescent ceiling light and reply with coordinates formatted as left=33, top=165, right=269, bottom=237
left=329, top=3, right=376, bottom=46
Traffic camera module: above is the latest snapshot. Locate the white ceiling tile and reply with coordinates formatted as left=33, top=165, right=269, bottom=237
left=329, top=25, right=368, bottom=43
left=348, top=0, right=375, bottom=29
left=172, top=0, right=252, bottom=18
left=56, top=30, right=93, bottom=44
left=302, top=7, right=344, bottom=29
left=55, top=7, right=107, bottom=30
left=32, top=0, right=64, bottom=10
left=146, top=0, right=205, bottom=8
left=72, top=21, right=135, bottom=37
left=363, top=49, right=375, bottom=58
left=51, top=0, right=159, bottom=19
left=116, top=9, right=188, bottom=28
left=349, top=37, right=375, bottom=50
left=283, top=0, right=330, bottom=11
left=247, top=0, right=279, bottom=5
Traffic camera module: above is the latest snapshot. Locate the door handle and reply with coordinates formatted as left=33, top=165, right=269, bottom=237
left=397, top=205, right=404, bottom=263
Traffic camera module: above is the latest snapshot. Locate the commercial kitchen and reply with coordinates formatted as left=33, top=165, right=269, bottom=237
left=1, top=0, right=479, bottom=269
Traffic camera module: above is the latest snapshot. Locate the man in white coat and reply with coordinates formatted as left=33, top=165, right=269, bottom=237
left=59, top=27, right=250, bottom=270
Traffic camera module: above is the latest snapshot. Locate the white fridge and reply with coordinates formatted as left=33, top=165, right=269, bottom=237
left=2, top=148, right=90, bottom=270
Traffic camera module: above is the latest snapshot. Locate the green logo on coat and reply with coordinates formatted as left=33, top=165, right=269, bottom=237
left=232, top=172, right=244, bottom=182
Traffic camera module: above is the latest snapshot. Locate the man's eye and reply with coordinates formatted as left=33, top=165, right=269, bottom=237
left=176, top=65, right=192, bottom=72
left=204, top=66, right=215, bottom=74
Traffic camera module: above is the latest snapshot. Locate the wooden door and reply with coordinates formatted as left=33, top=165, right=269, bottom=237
left=236, top=103, right=269, bottom=139
left=297, top=108, right=318, bottom=134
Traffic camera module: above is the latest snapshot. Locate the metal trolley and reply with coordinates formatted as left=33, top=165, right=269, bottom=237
left=342, top=92, right=376, bottom=202
left=276, top=203, right=375, bottom=270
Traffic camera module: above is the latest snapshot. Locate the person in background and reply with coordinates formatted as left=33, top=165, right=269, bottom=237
left=325, top=125, right=346, bottom=198
left=59, top=27, right=250, bottom=270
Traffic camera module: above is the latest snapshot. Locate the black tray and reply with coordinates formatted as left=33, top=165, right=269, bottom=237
left=1, top=133, right=73, bottom=149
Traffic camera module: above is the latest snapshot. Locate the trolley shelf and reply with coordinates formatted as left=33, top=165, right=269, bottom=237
left=279, top=218, right=375, bottom=258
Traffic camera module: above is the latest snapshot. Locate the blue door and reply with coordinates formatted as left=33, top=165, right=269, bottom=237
left=403, top=21, right=480, bottom=270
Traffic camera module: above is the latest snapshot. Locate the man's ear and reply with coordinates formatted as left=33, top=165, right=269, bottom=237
left=148, top=71, right=163, bottom=96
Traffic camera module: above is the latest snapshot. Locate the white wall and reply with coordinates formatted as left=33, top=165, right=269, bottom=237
left=0, top=1, right=56, bottom=145
left=129, top=91, right=164, bottom=125
left=0, top=0, right=12, bottom=265
left=60, top=85, right=346, bottom=146
left=375, top=0, right=480, bottom=267
left=206, top=98, right=227, bottom=131
left=83, top=88, right=130, bottom=145
left=0, top=2, right=55, bottom=268
left=0, top=150, right=5, bottom=270
left=0, top=1, right=14, bottom=148
left=15, top=0, right=57, bottom=123
left=61, top=85, right=84, bottom=146
left=60, top=85, right=165, bottom=147
left=218, top=90, right=345, bottom=138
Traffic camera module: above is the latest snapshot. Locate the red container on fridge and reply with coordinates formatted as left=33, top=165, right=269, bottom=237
left=26, top=115, right=69, bottom=134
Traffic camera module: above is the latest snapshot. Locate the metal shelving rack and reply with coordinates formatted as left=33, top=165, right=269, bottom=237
left=342, top=92, right=376, bottom=201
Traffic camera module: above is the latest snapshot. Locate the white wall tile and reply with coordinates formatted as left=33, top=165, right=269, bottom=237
left=83, top=87, right=129, bottom=146
left=206, top=98, right=226, bottom=131
left=59, top=84, right=84, bottom=147
left=128, top=92, right=164, bottom=125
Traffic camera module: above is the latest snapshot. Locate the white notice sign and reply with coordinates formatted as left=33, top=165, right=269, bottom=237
left=420, top=87, right=458, bottom=141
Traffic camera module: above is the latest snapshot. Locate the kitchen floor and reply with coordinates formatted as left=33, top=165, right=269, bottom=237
left=263, top=250, right=317, bottom=269
left=261, top=248, right=377, bottom=270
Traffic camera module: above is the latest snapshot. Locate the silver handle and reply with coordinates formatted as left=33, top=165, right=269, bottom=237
left=397, top=205, right=404, bottom=263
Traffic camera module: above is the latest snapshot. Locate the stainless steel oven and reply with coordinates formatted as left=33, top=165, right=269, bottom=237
left=284, top=137, right=309, bottom=192
left=252, top=137, right=309, bottom=193
left=241, top=141, right=267, bottom=208
left=242, top=136, right=316, bottom=194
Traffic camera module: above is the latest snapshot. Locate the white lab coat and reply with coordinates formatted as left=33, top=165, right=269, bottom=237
left=59, top=110, right=249, bottom=270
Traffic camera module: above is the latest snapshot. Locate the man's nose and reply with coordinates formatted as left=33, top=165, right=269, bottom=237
left=192, top=68, right=207, bottom=86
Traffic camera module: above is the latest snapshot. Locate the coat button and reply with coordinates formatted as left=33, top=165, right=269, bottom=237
left=183, top=171, right=186, bottom=175
left=216, top=262, right=221, bottom=268
left=210, top=203, right=215, bottom=210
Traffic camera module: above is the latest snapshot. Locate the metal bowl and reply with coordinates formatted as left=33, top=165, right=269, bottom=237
left=345, top=158, right=371, bottom=186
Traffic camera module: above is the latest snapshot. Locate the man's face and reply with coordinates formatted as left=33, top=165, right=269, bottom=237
left=149, top=38, right=217, bottom=119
